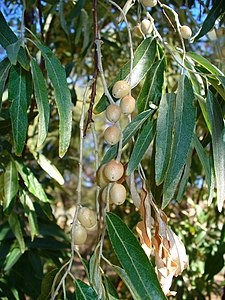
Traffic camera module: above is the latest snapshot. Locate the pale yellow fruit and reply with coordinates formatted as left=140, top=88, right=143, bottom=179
left=74, top=223, right=87, bottom=245
left=110, top=183, right=126, bottom=205
left=104, top=160, right=124, bottom=182
left=78, top=207, right=97, bottom=229
left=96, top=164, right=110, bottom=188
left=112, top=80, right=130, bottom=99
left=180, top=25, right=192, bottom=39
left=120, top=95, right=136, bottom=114
left=86, top=222, right=98, bottom=232
left=105, top=104, right=121, bottom=123
left=104, top=125, right=121, bottom=145
left=142, top=0, right=157, bottom=7
left=141, top=19, right=153, bottom=35
left=101, top=186, right=113, bottom=204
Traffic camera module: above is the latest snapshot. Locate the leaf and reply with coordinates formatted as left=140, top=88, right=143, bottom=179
left=192, top=0, right=225, bottom=42
left=162, top=75, right=196, bottom=209
left=102, top=108, right=154, bottom=164
left=33, top=152, right=64, bottom=185
left=106, top=212, right=166, bottom=300
left=206, top=91, right=225, bottom=212
left=155, top=93, right=175, bottom=185
left=75, top=280, right=98, bottom=300
left=8, top=211, right=26, bottom=253
left=6, top=40, right=21, bottom=65
left=137, top=58, right=166, bottom=113
left=3, top=159, right=18, bottom=213
left=4, top=247, right=22, bottom=272
left=94, top=37, right=157, bottom=114
left=0, top=58, right=11, bottom=112
left=15, top=160, right=49, bottom=203
left=30, top=57, right=50, bottom=147
left=103, top=276, right=120, bottom=300
left=8, top=65, right=32, bottom=155
left=31, top=39, right=72, bottom=157
left=126, top=121, right=154, bottom=175
left=19, top=190, right=39, bottom=241
left=37, top=268, right=59, bottom=300
left=0, top=12, right=29, bottom=70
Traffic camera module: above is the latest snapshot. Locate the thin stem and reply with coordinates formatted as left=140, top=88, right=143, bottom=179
left=116, top=122, right=123, bottom=162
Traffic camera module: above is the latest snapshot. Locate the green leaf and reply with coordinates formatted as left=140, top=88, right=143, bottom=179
left=0, top=12, right=29, bottom=70
left=137, top=58, right=166, bottom=113
left=102, top=108, right=154, bottom=164
left=103, top=276, right=119, bottom=299
left=33, top=152, right=64, bottom=185
left=126, top=121, right=154, bottom=175
left=19, top=190, right=39, bottom=241
left=206, top=91, right=225, bottom=212
left=3, top=159, right=18, bottom=213
left=155, top=93, right=175, bottom=185
left=30, top=57, right=50, bottom=147
left=162, top=75, right=196, bottom=209
left=6, top=40, right=21, bottom=65
left=8, top=212, right=26, bottom=253
left=193, top=0, right=225, bottom=42
left=8, top=65, right=32, bottom=155
left=4, top=247, right=22, bottom=272
left=37, top=268, right=59, bottom=300
left=0, top=58, right=11, bottom=112
left=15, top=160, right=49, bottom=203
left=94, top=37, right=157, bottom=114
left=75, top=280, right=98, bottom=300
left=106, top=212, right=166, bottom=300
left=31, top=39, right=72, bottom=157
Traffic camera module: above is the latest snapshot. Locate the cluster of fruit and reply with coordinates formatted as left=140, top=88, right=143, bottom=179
left=138, top=0, right=192, bottom=39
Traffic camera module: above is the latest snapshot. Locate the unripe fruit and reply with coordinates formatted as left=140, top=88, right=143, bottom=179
left=101, top=186, right=113, bottom=204
left=141, top=19, right=153, bottom=36
left=110, top=183, right=126, bottom=205
left=105, top=104, right=121, bottom=123
left=104, top=160, right=124, bottom=182
left=112, top=80, right=130, bottom=99
left=180, top=25, right=192, bottom=39
left=120, top=95, right=136, bottom=114
left=142, top=0, right=157, bottom=7
left=104, top=125, right=121, bottom=146
left=78, top=207, right=97, bottom=229
left=74, top=223, right=87, bottom=245
left=96, top=164, right=110, bottom=188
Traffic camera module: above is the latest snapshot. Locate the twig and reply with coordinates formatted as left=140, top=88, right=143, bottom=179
left=84, top=0, right=99, bottom=137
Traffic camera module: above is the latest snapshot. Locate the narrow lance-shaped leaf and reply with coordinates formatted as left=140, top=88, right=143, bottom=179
left=8, top=211, right=26, bottom=253
left=137, top=57, right=166, bottom=113
left=6, top=40, right=21, bottom=65
left=94, top=37, right=156, bottom=114
left=8, top=65, right=32, bottom=155
left=155, top=93, right=175, bottom=185
left=206, top=91, right=225, bottom=212
left=4, top=247, right=22, bottom=272
left=75, top=280, right=98, bottom=300
left=3, top=159, right=18, bottom=213
left=0, top=58, right=11, bottom=112
left=106, top=212, right=166, bottom=300
left=162, top=75, right=196, bottom=209
left=30, top=57, right=50, bottom=147
left=127, top=121, right=154, bottom=175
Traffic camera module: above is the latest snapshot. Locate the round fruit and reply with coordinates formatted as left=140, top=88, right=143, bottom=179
left=78, top=207, right=97, bottom=229
left=112, top=80, right=130, bottom=99
left=110, top=183, right=126, bottom=205
left=135, top=23, right=143, bottom=37
left=120, top=95, right=136, bottom=114
left=74, top=223, right=87, bottom=245
left=96, top=164, right=110, bottom=188
left=105, top=104, right=121, bottom=123
left=101, top=186, right=113, bottom=204
left=104, top=125, right=121, bottom=145
left=142, top=0, right=157, bottom=7
left=141, top=19, right=153, bottom=35
left=104, top=160, right=124, bottom=182
left=180, top=25, right=192, bottom=39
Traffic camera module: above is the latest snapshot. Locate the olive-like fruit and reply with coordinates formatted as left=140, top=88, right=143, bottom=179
left=110, top=183, right=126, bottom=205
left=180, top=25, right=192, bottom=39
left=78, top=207, right=97, bottom=229
left=104, top=160, right=124, bottom=182
left=101, top=186, right=113, bottom=204
left=141, top=19, right=153, bottom=35
left=105, top=104, right=121, bottom=123
left=120, top=95, right=136, bottom=114
left=74, top=223, right=87, bottom=245
left=112, top=80, right=130, bottom=99
left=104, top=125, right=121, bottom=146
left=96, top=164, right=110, bottom=188
left=142, top=0, right=157, bottom=7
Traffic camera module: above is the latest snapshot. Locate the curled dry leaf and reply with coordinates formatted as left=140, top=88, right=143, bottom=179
left=118, top=0, right=136, bottom=24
